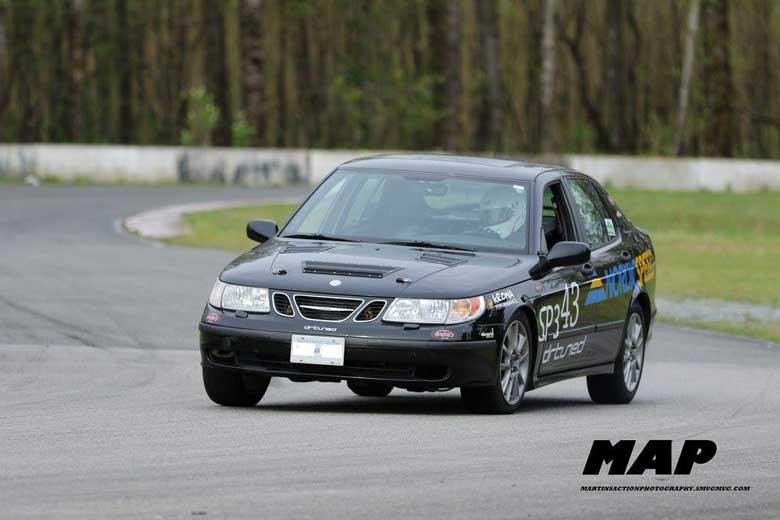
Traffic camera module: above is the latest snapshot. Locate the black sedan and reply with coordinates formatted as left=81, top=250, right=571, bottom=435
left=199, top=154, right=656, bottom=413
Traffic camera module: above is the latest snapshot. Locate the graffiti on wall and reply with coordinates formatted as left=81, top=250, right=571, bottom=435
left=177, top=152, right=305, bottom=187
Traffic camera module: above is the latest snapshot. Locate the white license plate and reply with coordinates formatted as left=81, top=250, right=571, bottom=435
left=290, top=334, right=345, bottom=366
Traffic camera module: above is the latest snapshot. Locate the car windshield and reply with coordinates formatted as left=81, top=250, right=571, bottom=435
left=281, top=169, right=530, bottom=253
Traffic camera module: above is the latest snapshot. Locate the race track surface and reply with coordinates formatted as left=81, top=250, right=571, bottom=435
left=1, top=185, right=778, bottom=519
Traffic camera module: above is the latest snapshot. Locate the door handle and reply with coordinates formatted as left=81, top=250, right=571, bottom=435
left=620, top=250, right=632, bottom=260
left=580, top=263, right=595, bottom=277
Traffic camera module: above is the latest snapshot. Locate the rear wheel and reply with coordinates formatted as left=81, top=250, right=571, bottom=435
left=460, top=317, right=531, bottom=414
left=347, top=380, right=393, bottom=397
left=202, top=366, right=270, bottom=407
left=587, top=303, right=646, bottom=404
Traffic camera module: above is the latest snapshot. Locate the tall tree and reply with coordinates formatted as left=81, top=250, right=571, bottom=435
left=240, top=0, right=264, bottom=146
left=0, top=1, right=8, bottom=128
left=203, top=0, right=232, bottom=146
left=116, top=0, right=133, bottom=143
left=605, top=0, right=628, bottom=151
left=700, top=0, right=734, bottom=156
left=9, top=0, right=38, bottom=142
left=539, top=0, right=557, bottom=153
left=442, top=0, right=461, bottom=151
left=673, top=0, right=701, bottom=155
left=560, top=0, right=612, bottom=151
left=66, top=0, right=87, bottom=141
left=476, top=0, right=501, bottom=150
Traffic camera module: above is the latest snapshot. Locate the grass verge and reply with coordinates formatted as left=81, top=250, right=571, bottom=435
left=166, top=203, right=297, bottom=251
left=659, top=317, right=780, bottom=343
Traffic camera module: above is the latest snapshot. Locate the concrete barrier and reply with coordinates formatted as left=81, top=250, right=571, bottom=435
left=1, top=144, right=779, bottom=191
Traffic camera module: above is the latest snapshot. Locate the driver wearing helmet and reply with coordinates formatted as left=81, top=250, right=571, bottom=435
left=479, top=186, right=527, bottom=242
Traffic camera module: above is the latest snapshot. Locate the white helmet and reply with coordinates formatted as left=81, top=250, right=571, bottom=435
left=479, top=185, right=527, bottom=239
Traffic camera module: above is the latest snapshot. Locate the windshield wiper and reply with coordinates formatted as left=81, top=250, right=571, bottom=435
left=282, top=233, right=361, bottom=243
left=380, top=240, right=475, bottom=252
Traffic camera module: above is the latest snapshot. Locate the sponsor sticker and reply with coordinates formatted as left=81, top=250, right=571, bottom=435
left=206, top=313, right=219, bottom=323
left=605, top=218, right=616, bottom=237
left=488, top=288, right=517, bottom=310
left=541, top=336, right=587, bottom=364
left=480, top=328, right=495, bottom=339
left=432, top=329, right=456, bottom=340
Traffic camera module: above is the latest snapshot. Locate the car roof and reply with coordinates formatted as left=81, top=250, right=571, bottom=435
left=338, top=153, right=569, bottom=181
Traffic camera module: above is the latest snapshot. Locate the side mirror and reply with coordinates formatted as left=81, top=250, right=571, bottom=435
left=530, top=241, right=591, bottom=279
left=246, top=219, right=278, bottom=243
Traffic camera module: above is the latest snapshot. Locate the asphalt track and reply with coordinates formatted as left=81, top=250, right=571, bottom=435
left=1, top=185, right=778, bottom=519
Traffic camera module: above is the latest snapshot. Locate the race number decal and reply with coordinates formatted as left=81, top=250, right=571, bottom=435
left=538, top=282, right=580, bottom=342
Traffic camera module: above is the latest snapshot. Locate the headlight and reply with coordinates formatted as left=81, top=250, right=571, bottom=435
left=383, top=296, right=485, bottom=324
left=208, top=279, right=270, bottom=313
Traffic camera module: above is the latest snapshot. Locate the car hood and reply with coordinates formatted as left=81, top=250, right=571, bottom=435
left=219, top=239, right=537, bottom=299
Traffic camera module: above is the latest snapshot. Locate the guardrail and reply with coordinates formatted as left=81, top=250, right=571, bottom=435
left=1, top=144, right=778, bottom=191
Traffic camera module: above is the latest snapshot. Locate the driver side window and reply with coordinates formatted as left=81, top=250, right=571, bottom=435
left=541, top=182, right=575, bottom=253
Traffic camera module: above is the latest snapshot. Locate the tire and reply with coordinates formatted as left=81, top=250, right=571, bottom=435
left=587, top=303, right=646, bottom=404
left=460, top=315, right=532, bottom=414
left=347, top=380, right=393, bottom=397
left=202, top=366, right=270, bottom=407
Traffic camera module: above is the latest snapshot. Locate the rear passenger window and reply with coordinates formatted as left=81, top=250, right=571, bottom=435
left=565, top=178, right=615, bottom=249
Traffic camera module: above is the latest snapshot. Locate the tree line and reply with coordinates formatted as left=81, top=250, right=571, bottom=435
left=0, top=0, right=778, bottom=158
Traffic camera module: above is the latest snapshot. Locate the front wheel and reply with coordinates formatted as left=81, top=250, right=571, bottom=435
left=587, top=303, right=646, bottom=404
left=460, top=317, right=532, bottom=414
left=203, top=366, right=270, bottom=407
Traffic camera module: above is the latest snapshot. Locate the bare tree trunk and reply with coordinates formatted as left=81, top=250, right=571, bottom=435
left=0, top=3, right=6, bottom=82
left=66, top=0, right=87, bottom=141
left=672, top=0, right=700, bottom=156
left=605, top=0, right=626, bottom=151
left=9, top=0, right=38, bottom=142
left=240, top=0, right=263, bottom=146
left=560, top=0, right=612, bottom=151
left=444, top=0, right=461, bottom=151
left=204, top=0, right=232, bottom=146
left=540, top=0, right=557, bottom=153
left=701, top=0, right=734, bottom=157
left=0, top=2, right=8, bottom=127
left=116, top=0, right=133, bottom=143
left=477, top=0, right=501, bottom=151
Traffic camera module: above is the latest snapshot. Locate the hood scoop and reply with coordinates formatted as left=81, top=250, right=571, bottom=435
left=416, top=251, right=470, bottom=267
left=301, top=261, right=401, bottom=279
left=281, top=243, right=333, bottom=254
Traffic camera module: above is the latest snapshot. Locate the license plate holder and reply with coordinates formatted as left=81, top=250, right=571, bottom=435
left=290, top=334, right=345, bottom=366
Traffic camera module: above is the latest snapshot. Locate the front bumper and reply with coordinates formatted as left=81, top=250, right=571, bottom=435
left=200, top=322, right=498, bottom=389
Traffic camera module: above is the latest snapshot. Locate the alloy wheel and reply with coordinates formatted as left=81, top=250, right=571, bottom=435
left=622, top=313, right=645, bottom=392
left=499, top=321, right=530, bottom=405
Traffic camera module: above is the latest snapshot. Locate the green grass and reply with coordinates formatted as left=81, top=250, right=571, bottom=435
left=660, top=317, right=780, bottom=343
left=169, top=189, right=780, bottom=309
left=610, top=189, right=780, bottom=307
left=166, top=203, right=297, bottom=251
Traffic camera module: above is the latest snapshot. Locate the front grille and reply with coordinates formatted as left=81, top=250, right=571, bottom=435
left=354, top=300, right=387, bottom=322
left=294, top=294, right=363, bottom=321
left=273, top=292, right=294, bottom=317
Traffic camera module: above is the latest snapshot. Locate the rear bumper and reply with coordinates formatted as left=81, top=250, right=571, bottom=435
left=199, top=322, right=498, bottom=389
